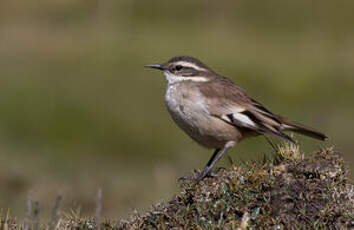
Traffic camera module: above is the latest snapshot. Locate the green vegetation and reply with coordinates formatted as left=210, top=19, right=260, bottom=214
left=1, top=147, right=353, bottom=229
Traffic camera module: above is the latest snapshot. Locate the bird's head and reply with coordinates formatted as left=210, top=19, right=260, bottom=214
left=145, top=56, right=215, bottom=84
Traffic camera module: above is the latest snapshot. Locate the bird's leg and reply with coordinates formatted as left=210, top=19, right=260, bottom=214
left=178, top=149, right=220, bottom=182
left=196, top=142, right=234, bottom=182
left=200, top=148, right=221, bottom=178
left=206, top=148, right=221, bottom=168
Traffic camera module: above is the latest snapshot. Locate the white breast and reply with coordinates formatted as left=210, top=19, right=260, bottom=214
left=164, top=81, right=243, bottom=148
left=164, top=81, right=213, bottom=142
left=164, top=83, right=208, bottom=122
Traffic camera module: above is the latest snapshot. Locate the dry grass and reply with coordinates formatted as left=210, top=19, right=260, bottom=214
left=1, top=145, right=353, bottom=230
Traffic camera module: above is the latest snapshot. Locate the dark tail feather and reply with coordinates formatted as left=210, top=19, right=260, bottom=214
left=279, top=117, right=327, bottom=141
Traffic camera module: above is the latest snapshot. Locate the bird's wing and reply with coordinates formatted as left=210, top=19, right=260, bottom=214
left=200, top=77, right=295, bottom=143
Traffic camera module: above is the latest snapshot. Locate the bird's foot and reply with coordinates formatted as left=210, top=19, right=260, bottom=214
left=178, top=168, right=224, bottom=183
left=178, top=169, right=201, bottom=182
left=195, top=168, right=224, bottom=182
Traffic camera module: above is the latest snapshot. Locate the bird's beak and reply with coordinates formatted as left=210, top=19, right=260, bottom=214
left=144, top=64, right=164, bottom=71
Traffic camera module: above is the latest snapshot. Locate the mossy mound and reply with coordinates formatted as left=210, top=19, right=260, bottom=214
left=1, top=146, right=353, bottom=230
left=118, top=147, right=354, bottom=229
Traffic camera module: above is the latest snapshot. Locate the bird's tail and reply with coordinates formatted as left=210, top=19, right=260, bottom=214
left=279, top=116, right=327, bottom=141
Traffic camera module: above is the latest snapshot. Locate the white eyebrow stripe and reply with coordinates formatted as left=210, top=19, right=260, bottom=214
left=174, top=61, right=208, bottom=71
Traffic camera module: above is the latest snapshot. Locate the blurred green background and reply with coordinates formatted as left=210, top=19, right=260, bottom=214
left=0, top=0, right=353, bottom=220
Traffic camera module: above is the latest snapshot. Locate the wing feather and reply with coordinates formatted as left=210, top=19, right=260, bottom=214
left=200, top=77, right=295, bottom=143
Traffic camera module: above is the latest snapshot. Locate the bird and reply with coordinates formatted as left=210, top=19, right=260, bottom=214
left=145, top=56, right=327, bottom=182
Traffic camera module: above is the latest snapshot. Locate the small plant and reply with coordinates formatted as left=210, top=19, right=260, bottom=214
left=277, top=140, right=303, bottom=162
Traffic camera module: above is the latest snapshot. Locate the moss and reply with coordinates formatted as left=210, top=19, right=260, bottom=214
left=118, top=147, right=354, bottom=229
left=1, top=147, right=353, bottom=230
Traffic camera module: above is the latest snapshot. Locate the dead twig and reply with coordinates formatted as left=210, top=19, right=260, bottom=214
left=24, top=192, right=32, bottom=230
left=94, top=189, right=102, bottom=230
left=49, top=195, right=62, bottom=230
left=33, top=202, right=40, bottom=230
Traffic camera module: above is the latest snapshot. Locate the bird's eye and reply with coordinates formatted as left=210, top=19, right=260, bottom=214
left=175, top=65, right=183, bottom=71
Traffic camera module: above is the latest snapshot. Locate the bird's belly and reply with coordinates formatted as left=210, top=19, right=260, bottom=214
left=165, top=85, right=242, bottom=148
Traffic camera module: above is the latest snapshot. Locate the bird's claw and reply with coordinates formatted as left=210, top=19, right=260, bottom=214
left=178, top=169, right=200, bottom=182
left=178, top=168, right=223, bottom=183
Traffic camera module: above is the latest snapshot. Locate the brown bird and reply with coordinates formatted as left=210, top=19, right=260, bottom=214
left=145, top=56, right=327, bottom=181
